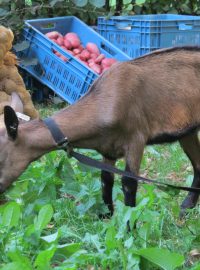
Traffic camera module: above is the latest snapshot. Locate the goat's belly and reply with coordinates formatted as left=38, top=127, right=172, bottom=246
left=98, top=145, right=124, bottom=160
left=147, top=125, right=200, bottom=145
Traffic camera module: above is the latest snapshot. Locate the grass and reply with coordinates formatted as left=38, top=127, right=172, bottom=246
left=0, top=103, right=199, bottom=270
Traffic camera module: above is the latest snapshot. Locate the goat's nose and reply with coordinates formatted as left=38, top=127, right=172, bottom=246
left=0, top=183, right=5, bottom=194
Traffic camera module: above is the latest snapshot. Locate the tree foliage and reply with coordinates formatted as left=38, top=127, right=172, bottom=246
left=1, top=0, right=200, bottom=37
left=0, top=0, right=200, bottom=38
left=133, top=0, right=200, bottom=16
left=0, top=0, right=108, bottom=36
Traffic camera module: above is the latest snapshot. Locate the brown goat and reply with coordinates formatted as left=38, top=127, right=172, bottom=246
left=1, top=47, right=200, bottom=216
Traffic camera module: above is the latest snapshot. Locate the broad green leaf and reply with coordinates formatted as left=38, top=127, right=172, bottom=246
left=25, top=0, right=32, bottom=6
left=89, top=0, right=105, bottom=8
left=56, top=243, right=82, bottom=257
left=135, top=0, right=146, bottom=5
left=105, top=226, right=117, bottom=250
left=135, top=248, right=184, bottom=270
left=76, top=198, right=96, bottom=215
left=123, top=0, right=132, bottom=4
left=34, top=247, right=56, bottom=269
left=125, top=4, right=133, bottom=11
left=124, top=236, right=134, bottom=249
left=109, top=0, right=116, bottom=7
left=8, top=251, right=32, bottom=270
left=72, top=0, right=88, bottom=7
left=138, top=223, right=150, bottom=248
left=6, top=180, right=29, bottom=200
left=0, top=262, right=32, bottom=270
left=83, top=233, right=102, bottom=252
left=41, top=231, right=59, bottom=243
left=191, top=264, right=200, bottom=270
left=2, top=202, right=21, bottom=228
left=34, top=204, right=53, bottom=231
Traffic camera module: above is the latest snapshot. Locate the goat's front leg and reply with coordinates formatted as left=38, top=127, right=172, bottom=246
left=122, top=138, right=145, bottom=208
left=100, top=157, right=116, bottom=219
left=122, top=164, right=138, bottom=208
left=122, top=138, right=145, bottom=229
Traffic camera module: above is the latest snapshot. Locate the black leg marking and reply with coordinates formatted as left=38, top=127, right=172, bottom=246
left=179, top=132, right=200, bottom=216
left=100, top=169, right=114, bottom=218
left=122, top=165, right=138, bottom=208
left=181, top=169, right=200, bottom=210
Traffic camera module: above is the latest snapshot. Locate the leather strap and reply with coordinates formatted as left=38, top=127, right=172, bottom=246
left=43, top=117, right=68, bottom=148
left=70, top=150, right=200, bottom=194
left=43, top=118, right=200, bottom=194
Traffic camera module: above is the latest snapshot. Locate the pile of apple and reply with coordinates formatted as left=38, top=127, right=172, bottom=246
left=45, top=31, right=117, bottom=74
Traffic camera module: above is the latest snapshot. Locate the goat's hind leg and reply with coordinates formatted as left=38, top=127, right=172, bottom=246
left=99, top=157, right=116, bottom=219
left=179, top=131, right=200, bottom=215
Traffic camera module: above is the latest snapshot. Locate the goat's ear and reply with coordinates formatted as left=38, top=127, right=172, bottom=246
left=4, top=106, right=19, bottom=140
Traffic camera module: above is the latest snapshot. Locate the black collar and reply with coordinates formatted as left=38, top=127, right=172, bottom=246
left=43, top=117, right=68, bottom=149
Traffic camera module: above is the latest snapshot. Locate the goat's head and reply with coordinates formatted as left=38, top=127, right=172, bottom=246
left=0, top=93, right=30, bottom=193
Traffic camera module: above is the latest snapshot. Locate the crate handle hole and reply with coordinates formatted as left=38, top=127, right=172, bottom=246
left=178, top=23, right=193, bottom=30
left=41, top=23, right=56, bottom=30
left=115, top=22, right=132, bottom=31
left=100, top=43, right=116, bottom=56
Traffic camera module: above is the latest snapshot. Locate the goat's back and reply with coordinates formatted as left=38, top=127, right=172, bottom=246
left=87, top=47, right=200, bottom=141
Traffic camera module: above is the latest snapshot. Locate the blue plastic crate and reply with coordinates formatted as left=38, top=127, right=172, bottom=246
left=97, top=14, right=200, bottom=58
left=17, top=16, right=130, bottom=104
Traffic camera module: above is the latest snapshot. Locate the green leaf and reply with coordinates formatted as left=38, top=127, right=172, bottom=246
left=76, top=197, right=96, bottom=215
left=89, top=0, right=105, bottom=8
left=2, top=202, right=21, bottom=228
left=56, top=243, right=82, bottom=257
left=13, top=41, right=30, bottom=52
left=41, top=231, right=59, bottom=243
left=135, top=248, right=184, bottom=270
left=135, top=0, right=146, bottom=5
left=72, top=0, right=88, bottom=7
left=25, top=0, right=32, bottom=6
left=191, top=264, right=200, bottom=270
left=123, top=0, right=132, bottom=4
left=105, top=226, right=117, bottom=250
left=124, top=236, right=133, bottom=249
left=126, top=4, right=133, bottom=11
left=0, top=262, right=32, bottom=270
left=34, top=247, right=56, bottom=269
left=109, top=0, right=116, bottom=7
left=83, top=233, right=102, bottom=252
left=34, top=204, right=53, bottom=231
left=8, top=251, right=32, bottom=270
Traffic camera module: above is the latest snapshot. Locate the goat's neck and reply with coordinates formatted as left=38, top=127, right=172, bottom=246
left=52, top=101, right=100, bottom=145
left=21, top=100, right=101, bottom=159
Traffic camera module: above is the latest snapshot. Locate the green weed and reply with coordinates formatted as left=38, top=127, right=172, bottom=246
left=0, top=105, right=199, bottom=270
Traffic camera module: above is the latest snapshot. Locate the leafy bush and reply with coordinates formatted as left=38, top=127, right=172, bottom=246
left=0, top=0, right=108, bottom=36
left=1, top=0, right=200, bottom=39
left=133, top=0, right=200, bottom=16
left=0, top=140, right=200, bottom=269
